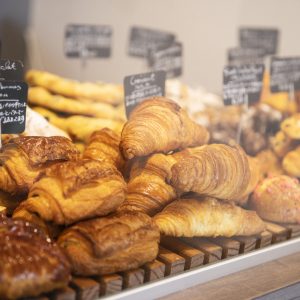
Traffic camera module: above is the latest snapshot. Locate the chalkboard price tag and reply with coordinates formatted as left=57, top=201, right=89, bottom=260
left=270, top=57, right=300, bottom=93
left=223, top=64, right=265, bottom=106
left=65, top=24, right=112, bottom=58
left=148, top=42, right=183, bottom=78
left=124, top=70, right=166, bottom=118
left=0, top=81, right=27, bottom=134
left=0, top=59, right=24, bottom=81
left=228, top=47, right=265, bottom=66
left=239, top=28, right=279, bottom=55
left=128, top=26, right=175, bottom=58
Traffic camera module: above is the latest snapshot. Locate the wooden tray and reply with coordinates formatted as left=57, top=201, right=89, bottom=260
left=24, top=222, right=300, bottom=300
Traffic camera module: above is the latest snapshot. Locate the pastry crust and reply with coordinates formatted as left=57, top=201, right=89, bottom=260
left=0, top=136, right=79, bottom=195
left=28, top=87, right=123, bottom=120
left=154, top=196, right=265, bottom=237
left=250, top=175, right=300, bottom=223
left=0, top=218, right=70, bottom=299
left=271, top=130, right=294, bottom=158
left=281, top=114, right=300, bottom=139
left=26, top=69, right=123, bottom=105
left=282, top=146, right=300, bottom=177
left=170, top=144, right=254, bottom=202
left=120, top=97, right=209, bottom=159
left=14, top=159, right=126, bottom=225
left=58, top=211, right=160, bottom=276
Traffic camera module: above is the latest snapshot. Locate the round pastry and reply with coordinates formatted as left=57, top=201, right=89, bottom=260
left=0, top=218, right=70, bottom=299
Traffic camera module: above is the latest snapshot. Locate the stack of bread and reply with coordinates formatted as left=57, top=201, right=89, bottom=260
left=0, top=96, right=270, bottom=299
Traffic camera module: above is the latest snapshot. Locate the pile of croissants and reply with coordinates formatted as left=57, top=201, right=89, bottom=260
left=0, top=96, right=299, bottom=299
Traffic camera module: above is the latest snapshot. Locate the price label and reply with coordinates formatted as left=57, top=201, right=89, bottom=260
left=239, top=28, right=279, bottom=55
left=124, top=70, right=166, bottom=118
left=270, top=57, right=300, bottom=93
left=128, top=26, right=175, bottom=58
left=65, top=24, right=112, bottom=58
left=0, top=59, right=24, bottom=81
left=148, top=42, right=183, bottom=78
left=228, top=47, right=265, bottom=66
left=223, top=64, right=265, bottom=106
left=0, top=81, right=27, bottom=134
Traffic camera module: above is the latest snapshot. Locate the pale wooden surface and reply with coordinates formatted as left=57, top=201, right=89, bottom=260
left=160, top=252, right=300, bottom=300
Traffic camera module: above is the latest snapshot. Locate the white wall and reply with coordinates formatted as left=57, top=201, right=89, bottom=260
left=28, top=0, right=300, bottom=93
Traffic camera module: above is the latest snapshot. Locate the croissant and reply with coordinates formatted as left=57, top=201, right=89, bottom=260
left=120, top=97, right=210, bottom=159
left=282, top=146, right=300, bottom=177
left=0, top=218, right=70, bottom=299
left=26, top=69, right=123, bottom=105
left=170, top=144, right=252, bottom=202
left=154, top=196, right=266, bottom=237
left=58, top=211, right=160, bottom=276
left=0, top=136, right=79, bottom=195
left=83, top=128, right=124, bottom=171
left=13, top=159, right=126, bottom=225
left=28, top=87, right=123, bottom=120
left=250, top=175, right=300, bottom=223
left=33, top=106, right=124, bottom=141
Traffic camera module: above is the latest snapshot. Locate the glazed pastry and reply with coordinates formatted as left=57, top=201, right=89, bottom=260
left=0, top=136, right=79, bottom=195
left=154, top=196, right=265, bottom=237
left=281, top=114, right=300, bottom=139
left=282, top=146, right=300, bottom=177
left=120, top=97, right=210, bottom=159
left=255, top=149, right=284, bottom=178
left=0, top=218, right=70, bottom=299
left=270, top=131, right=294, bottom=158
left=170, top=144, right=253, bottom=202
left=83, top=128, right=124, bottom=171
left=14, top=159, right=126, bottom=225
left=58, top=211, right=160, bottom=276
left=33, top=106, right=124, bottom=141
left=26, top=69, right=123, bottom=105
left=28, top=87, right=123, bottom=120
left=250, top=175, right=300, bottom=223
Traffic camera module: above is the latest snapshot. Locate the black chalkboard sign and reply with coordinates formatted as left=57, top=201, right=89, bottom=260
left=65, top=24, right=112, bottom=58
left=270, top=57, right=300, bottom=93
left=124, top=70, right=166, bottom=118
left=0, top=59, right=24, bottom=81
left=239, top=28, right=279, bottom=55
left=128, top=26, right=175, bottom=58
left=228, top=47, right=265, bottom=66
left=148, top=42, right=183, bottom=78
left=223, top=64, right=265, bottom=106
left=0, top=81, right=27, bottom=133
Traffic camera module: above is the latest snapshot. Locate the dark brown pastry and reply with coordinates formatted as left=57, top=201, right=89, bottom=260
left=0, top=218, right=70, bottom=299
left=58, top=211, right=160, bottom=276
left=0, top=136, right=79, bottom=195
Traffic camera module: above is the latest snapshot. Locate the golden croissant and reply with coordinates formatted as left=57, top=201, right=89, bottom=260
left=13, top=159, right=126, bottom=225
left=120, top=97, right=210, bottom=159
left=26, top=69, right=123, bottom=105
left=170, top=144, right=255, bottom=202
left=0, top=218, right=70, bottom=299
left=0, top=136, right=79, bottom=195
left=154, top=196, right=266, bottom=237
left=83, top=128, right=125, bottom=171
left=250, top=175, right=300, bottom=224
left=58, top=211, right=160, bottom=276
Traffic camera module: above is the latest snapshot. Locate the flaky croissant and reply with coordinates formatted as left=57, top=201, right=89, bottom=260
left=13, top=159, right=126, bottom=225
left=26, top=69, right=123, bottom=105
left=250, top=175, right=300, bottom=223
left=0, top=136, right=79, bottom=195
left=120, top=97, right=209, bottom=159
left=0, top=218, right=70, bottom=299
left=154, top=196, right=266, bottom=237
left=58, top=211, right=160, bottom=276
left=83, top=128, right=125, bottom=171
left=170, top=144, right=254, bottom=202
